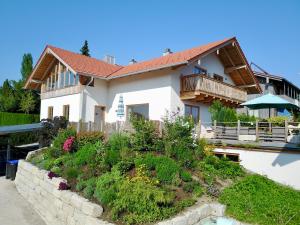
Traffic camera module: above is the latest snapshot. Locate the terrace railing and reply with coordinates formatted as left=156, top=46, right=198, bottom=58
left=181, top=74, right=247, bottom=103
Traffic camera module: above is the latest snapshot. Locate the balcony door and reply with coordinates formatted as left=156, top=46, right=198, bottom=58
left=94, top=106, right=105, bottom=130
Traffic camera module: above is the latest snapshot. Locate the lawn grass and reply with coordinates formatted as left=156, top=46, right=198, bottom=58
left=219, top=174, right=300, bottom=225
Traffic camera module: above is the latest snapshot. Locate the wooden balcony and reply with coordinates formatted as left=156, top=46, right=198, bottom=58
left=41, top=85, right=84, bottom=99
left=180, top=74, right=247, bottom=106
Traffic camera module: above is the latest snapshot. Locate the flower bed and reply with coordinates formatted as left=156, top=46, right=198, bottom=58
left=28, top=116, right=245, bottom=225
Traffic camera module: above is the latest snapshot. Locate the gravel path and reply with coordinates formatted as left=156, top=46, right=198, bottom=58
left=0, top=177, right=46, bottom=225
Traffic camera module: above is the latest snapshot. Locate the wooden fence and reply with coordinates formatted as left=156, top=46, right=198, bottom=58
left=69, top=119, right=300, bottom=143
left=211, top=120, right=293, bottom=142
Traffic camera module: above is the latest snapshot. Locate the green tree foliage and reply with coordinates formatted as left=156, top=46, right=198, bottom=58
left=21, top=53, right=33, bottom=81
left=20, top=91, right=36, bottom=114
left=209, top=100, right=237, bottom=123
left=80, top=40, right=91, bottom=57
left=0, top=79, right=18, bottom=112
left=0, top=52, right=40, bottom=114
left=209, top=100, right=256, bottom=123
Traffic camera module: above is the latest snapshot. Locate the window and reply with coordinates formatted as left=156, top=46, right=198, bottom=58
left=63, top=105, right=70, bottom=120
left=69, top=72, right=75, bottom=86
left=65, top=71, right=70, bottom=86
left=214, top=152, right=240, bottom=163
left=184, top=104, right=199, bottom=123
left=127, top=104, right=149, bottom=120
left=213, top=74, right=224, bottom=82
left=48, top=106, right=53, bottom=120
left=193, top=66, right=207, bottom=75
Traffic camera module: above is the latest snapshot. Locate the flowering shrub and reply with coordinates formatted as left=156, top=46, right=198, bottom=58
left=63, top=136, right=75, bottom=152
left=58, top=181, right=70, bottom=190
left=47, top=171, right=58, bottom=179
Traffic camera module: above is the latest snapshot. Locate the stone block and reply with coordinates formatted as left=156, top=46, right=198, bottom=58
left=185, top=209, right=201, bottom=225
left=60, top=190, right=74, bottom=204
left=171, top=215, right=188, bottom=225
left=70, top=194, right=88, bottom=210
left=209, top=203, right=226, bottom=217
left=81, top=201, right=103, bottom=217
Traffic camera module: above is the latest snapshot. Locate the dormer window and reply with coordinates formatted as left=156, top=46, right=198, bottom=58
left=194, top=66, right=207, bottom=75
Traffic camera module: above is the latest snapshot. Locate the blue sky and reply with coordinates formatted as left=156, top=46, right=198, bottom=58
left=0, top=0, right=299, bottom=86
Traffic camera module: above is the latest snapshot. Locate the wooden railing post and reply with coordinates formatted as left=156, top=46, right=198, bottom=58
left=88, top=121, right=92, bottom=132
left=237, top=120, right=240, bottom=138
left=214, top=120, right=217, bottom=138
left=256, top=120, right=259, bottom=141
left=284, top=120, right=288, bottom=142
left=198, top=119, right=202, bottom=138
left=76, top=121, right=80, bottom=133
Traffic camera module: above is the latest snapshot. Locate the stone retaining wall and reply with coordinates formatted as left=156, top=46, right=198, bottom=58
left=15, top=156, right=248, bottom=225
left=15, top=160, right=112, bottom=225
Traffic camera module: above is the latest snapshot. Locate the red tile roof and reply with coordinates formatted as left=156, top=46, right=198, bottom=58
left=109, top=37, right=234, bottom=78
left=48, top=45, right=122, bottom=78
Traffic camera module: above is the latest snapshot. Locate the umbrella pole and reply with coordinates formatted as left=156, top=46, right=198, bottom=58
left=269, top=107, right=271, bottom=118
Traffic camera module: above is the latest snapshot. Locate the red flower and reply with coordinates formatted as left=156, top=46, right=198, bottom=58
left=63, top=136, right=75, bottom=152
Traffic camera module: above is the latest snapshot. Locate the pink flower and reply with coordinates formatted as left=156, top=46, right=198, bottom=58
left=63, top=136, right=75, bottom=152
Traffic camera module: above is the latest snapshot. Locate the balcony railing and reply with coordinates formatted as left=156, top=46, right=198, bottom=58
left=181, top=74, right=247, bottom=103
left=41, top=85, right=84, bottom=99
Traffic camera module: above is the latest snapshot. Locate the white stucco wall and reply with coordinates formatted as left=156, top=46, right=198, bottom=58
left=40, top=93, right=81, bottom=122
left=106, top=70, right=173, bottom=122
left=180, top=53, right=234, bottom=85
left=39, top=52, right=236, bottom=124
left=214, top=148, right=300, bottom=190
left=82, top=79, right=108, bottom=122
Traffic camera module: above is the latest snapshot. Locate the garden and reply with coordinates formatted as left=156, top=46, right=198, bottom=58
left=28, top=115, right=300, bottom=225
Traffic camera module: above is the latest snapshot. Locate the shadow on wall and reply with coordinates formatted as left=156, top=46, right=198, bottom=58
left=272, top=152, right=300, bottom=167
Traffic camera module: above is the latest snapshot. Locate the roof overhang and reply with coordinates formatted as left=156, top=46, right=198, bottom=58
left=199, top=38, right=261, bottom=94
left=24, top=47, right=77, bottom=90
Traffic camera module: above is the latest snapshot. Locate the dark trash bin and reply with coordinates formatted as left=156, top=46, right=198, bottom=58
left=5, top=160, right=18, bottom=180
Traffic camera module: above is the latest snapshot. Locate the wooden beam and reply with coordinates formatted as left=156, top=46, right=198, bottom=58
left=238, top=84, right=257, bottom=88
left=224, top=65, right=247, bottom=74
left=222, top=48, right=246, bottom=85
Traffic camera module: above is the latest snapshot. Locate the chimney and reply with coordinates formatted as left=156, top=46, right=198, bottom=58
left=163, top=48, right=172, bottom=56
left=129, top=59, right=137, bottom=65
left=104, top=55, right=116, bottom=64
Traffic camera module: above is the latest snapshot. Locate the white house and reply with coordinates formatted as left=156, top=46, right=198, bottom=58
left=25, top=37, right=261, bottom=127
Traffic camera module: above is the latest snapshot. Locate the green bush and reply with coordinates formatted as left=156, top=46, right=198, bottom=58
left=73, top=142, right=102, bottom=167
left=267, top=116, right=288, bottom=127
left=115, top=160, right=134, bottom=174
left=52, top=128, right=76, bottom=150
left=135, top=154, right=180, bottom=184
left=130, top=115, right=159, bottom=151
left=209, top=100, right=237, bottom=123
left=64, top=167, right=79, bottom=180
left=94, top=168, right=124, bottom=205
left=237, top=113, right=256, bottom=123
left=198, top=155, right=245, bottom=184
left=111, top=179, right=175, bottom=224
left=76, top=177, right=97, bottom=199
left=0, top=112, right=39, bottom=126
left=163, top=116, right=195, bottom=168
left=183, top=181, right=203, bottom=197
left=220, top=175, right=300, bottom=225
left=45, top=146, right=62, bottom=159
left=108, top=132, right=131, bottom=151
left=180, top=170, right=192, bottom=182
left=77, top=131, right=104, bottom=149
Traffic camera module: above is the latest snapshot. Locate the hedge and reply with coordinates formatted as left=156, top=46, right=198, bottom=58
left=0, top=112, right=40, bottom=126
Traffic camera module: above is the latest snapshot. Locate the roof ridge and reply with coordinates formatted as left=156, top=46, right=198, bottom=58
left=47, top=44, right=124, bottom=68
